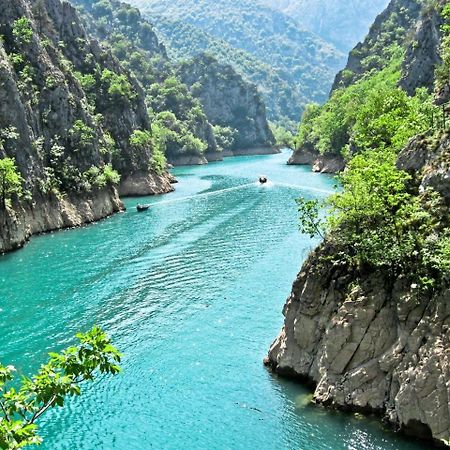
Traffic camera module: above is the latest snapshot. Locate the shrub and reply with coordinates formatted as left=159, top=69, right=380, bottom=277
left=70, top=120, right=95, bottom=150
left=297, top=148, right=449, bottom=287
left=0, top=326, right=120, bottom=449
left=0, top=157, right=23, bottom=209
left=101, top=69, right=135, bottom=100
left=12, top=17, right=33, bottom=46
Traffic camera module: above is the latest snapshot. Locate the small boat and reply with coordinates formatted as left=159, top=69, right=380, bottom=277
left=136, top=204, right=150, bottom=212
left=259, top=176, right=268, bottom=184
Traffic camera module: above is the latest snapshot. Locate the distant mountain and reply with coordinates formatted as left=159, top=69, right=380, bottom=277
left=260, top=0, right=390, bottom=52
left=128, top=0, right=345, bottom=125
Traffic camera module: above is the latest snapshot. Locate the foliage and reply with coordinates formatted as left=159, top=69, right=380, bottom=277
left=258, top=0, right=389, bottom=52
left=332, top=1, right=421, bottom=90
left=129, top=0, right=345, bottom=123
left=435, top=3, right=450, bottom=93
left=298, top=148, right=449, bottom=287
left=0, top=158, right=23, bottom=209
left=270, top=123, right=295, bottom=148
left=0, top=326, right=120, bottom=449
left=72, top=0, right=215, bottom=161
left=129, top=129, right=152, bottom=150
left=296, top=197, right=324, bottom=239
left=69, top=120, right=96, bottom=150
left=151, top=112, right=207, bottom=158
left=296, top=54, right=437, bottom=156
left=212, top=125, right=236, bottom=152
left=83, top=164, right=120, bottom=189
left=100, top=69, right=135, bottom=100
left=12, top=18, right=33, bottom=46
left=129, top=129, right=167, bottom=173
left=149, top=125, right=167, bottom=174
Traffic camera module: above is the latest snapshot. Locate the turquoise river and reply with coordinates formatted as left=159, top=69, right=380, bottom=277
left=0, top=152, right=424, bottom=449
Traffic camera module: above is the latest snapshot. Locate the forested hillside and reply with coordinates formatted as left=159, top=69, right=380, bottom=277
left=261, top=0, right=389, bottom=51
left=147, top=18, right=305, bottom=125
left=71, top=0, right=274, bottom=164
left=0, top=0, right=172, bottom=251
left=128, top=0, right=345, bottom=125
left=289, top=0, right=439, bottom=171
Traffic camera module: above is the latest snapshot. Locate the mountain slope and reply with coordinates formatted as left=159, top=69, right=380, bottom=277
left=177, top=54, right=275, bottom=154
left=0, top=0, right=173, bottom=252
left=148, top=18, right=306, bottom=124
left=128, top=0, right=345, bottom=124
left=260, top=0, right=390, bottom=51
left=71, top=0, right=275, bottom=164
left=289, top=0, right=440, bottom=171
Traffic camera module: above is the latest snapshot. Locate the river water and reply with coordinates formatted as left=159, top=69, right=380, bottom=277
left=0, top=151, right=422, bottom=449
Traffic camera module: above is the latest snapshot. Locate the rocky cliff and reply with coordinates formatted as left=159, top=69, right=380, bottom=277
left=290, top=0, right=445, bottom=173
left=266, top=238, right=449, bottom=445
left=267, top=89, right=450, bottom=449
left=177, top=54, right=276, bottom=155
left=332, top=0, right=423, bottom=92
left=0, top=0, right=173, bottom=253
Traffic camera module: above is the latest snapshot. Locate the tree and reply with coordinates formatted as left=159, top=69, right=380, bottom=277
left=0, top=326, right=121, bottom=449
left=12, top=18, right=33, bottom=46
left=0, top=158, right=23, bottom=210
left=296, top=197, right=324, bottom=239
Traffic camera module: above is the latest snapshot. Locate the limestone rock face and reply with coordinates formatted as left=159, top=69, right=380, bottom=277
left=332, top=0, right=423, bottom=92
left=177, top=54, right=275, bottom=154
left=267, top=243, right=450, bottom=445
left=0, top=188, right=123, bottom=253
left=287, top=146, right=345, bottom=173
left=399, top=4, right=443, bottom=95
left=0, top=0, right=172, bottom=252
left=397, top=133, right=450, bottom=203
left=268, top=135, right=450, bottom=445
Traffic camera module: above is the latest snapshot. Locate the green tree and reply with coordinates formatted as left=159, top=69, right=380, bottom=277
left=101, top=69, right=134, bottom=100
left=0, top=158, right=23, bottom=210
left=12, top=18, right=33, bottom=46
left=0, top=326, right=121, bottom=449
left=298, top=148, right=449, bottom=285
left=296, top=197, right=324, bottom=239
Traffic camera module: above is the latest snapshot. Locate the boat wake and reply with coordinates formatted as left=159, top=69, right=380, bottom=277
left=146, top=180, right=334, bottom=210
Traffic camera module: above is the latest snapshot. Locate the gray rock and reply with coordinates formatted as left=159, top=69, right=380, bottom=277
left=267, top=243, right=450, bottom=445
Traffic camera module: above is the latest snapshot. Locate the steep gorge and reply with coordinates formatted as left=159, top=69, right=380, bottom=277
left=0, top=0, right=174, bottom=253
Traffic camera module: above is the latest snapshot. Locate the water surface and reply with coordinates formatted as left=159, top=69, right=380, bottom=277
left=0, top=152, right=422, bottom=449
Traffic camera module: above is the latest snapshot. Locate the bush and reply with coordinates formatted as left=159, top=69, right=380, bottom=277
left=70, top=120, right=96, bottom=150
left=12, top=17, right=33, bottom=46
left=84, top=164, right=120, bottom=188
left=296, top=52, right=436, bottom=156
left=101, top=69, right=135, bottom=100
left=297, top=148, right=449, bottom=287
left=129, top=129, right=152, bottom=150
left=0, top=157, right=23, bottom=209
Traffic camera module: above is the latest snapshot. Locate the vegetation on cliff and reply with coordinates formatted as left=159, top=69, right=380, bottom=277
left=292, top=0, right=444, bottom=162
left=298, top=147, right=449, bottom=288
left=296, top=0, right=449, bottom=288
left=72, top=0, right=274, bottom=162
left=296, top=55, right=437, bottom=158
left=127, top=0, right=345, bottom=124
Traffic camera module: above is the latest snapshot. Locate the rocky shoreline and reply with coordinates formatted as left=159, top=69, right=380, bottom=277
left=288, top=146, right=345, bottom=173
left=265, top=242, right=450, bottom=447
